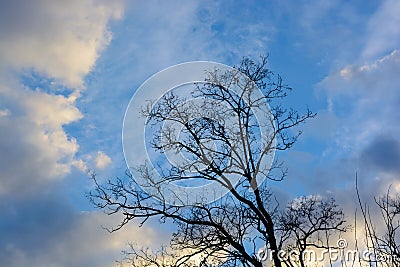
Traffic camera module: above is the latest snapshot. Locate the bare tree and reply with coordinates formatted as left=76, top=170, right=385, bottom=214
left=276, top=196, right=348, bottom=267
left=356, top=177, right=400, bottom=267
left=89, top=56, right=346, bottom=266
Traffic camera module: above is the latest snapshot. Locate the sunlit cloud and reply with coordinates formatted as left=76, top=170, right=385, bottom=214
left=95, top=151, right=112, bottom=170
left=0, top=0, right=123, bottom=88
left=0, top=0, right=123, bottom=197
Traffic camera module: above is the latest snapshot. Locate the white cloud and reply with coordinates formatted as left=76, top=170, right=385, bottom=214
left=318, top=50, right=400, bottom=155
left=0, top=108, right=10, bottom=117
left=305, top=49, right=400, bottom=223
left=95, top=151, right=112, bottom=170
left=0, top=0, right=123, bottom=196
left=302, top=1, right=400, bottom=229
left=362, top=0, right=400, bottom=59
left=289, top=194, right=323, bottom=210
left=0, top=0, right=123, bottom=88
left=0, top=80, right=83, bottom=195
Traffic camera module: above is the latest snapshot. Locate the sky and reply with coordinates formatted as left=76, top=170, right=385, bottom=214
left=0, top=0, right=399, bottom=266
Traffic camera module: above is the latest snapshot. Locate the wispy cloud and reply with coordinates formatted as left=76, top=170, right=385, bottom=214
left=319, top=50, right=400, bottom=156
left=362, top=0, right=400, bottom=59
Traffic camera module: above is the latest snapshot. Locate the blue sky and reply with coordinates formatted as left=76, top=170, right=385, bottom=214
left=0, top=0, right=399, bottom=266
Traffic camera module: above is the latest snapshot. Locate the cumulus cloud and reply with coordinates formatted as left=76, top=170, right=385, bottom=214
left=95, top=151, right=112, bottom=170
left=0, top=1, right=140, bottom=265
left=0, top=0, right=123, bottom=88
left=0, top=7, right=123, bottom=264
left=0, top=80, right=84, bottom=196
left=0, top=0, right=123, bottom=196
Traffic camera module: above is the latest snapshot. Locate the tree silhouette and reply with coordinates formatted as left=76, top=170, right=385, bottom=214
left=357, top=177, right=400, bottom=267
left=89, top=56, right=347, bottom=266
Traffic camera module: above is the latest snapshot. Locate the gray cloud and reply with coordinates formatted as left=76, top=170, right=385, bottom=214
left=360, top=135, right=400, bottom=174
left=0, top=192, right=158, bottom=267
